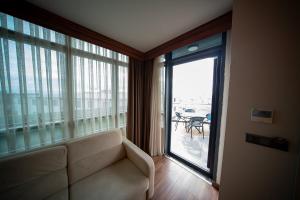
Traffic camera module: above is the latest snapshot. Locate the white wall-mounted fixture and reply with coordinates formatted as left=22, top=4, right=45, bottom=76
left=251, top=108, right=274, bottom=123
left=187, top=44, right=199, bottom=52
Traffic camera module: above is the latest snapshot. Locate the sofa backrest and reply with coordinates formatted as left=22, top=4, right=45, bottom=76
left=0, top=146, right=68, bottom=200
left=67, top=128, right=126, bottom=185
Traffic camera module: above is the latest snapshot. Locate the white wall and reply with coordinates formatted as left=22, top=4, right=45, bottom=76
left=219, top=0, right=300, bottom=199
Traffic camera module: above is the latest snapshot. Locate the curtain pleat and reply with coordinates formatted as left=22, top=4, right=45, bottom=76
left=88, top=44, right=95, bottom=132
left=55, top=49, right=66, bottom=139
left=73, top=56, right=79, bottom=137
left=30, top=25, right=43, bottom=145
left=14, top=18, right=30, bottom=149
left=111, top=52, right=117, bottom=128
left=79, top=42, right=86, bottom=135
left=44, top=29, right=56, bottom=144
left=127, top=58, right=143, bottom=146
left=122, top=67, right=126, bottom=126
left=0, top=14, right=16, bottom=152
left=104, top=59, right=110, bottom=129
left=96, top=59, right=103, bottom=129
left=0, top=31, right=16, bottom=152
left=127, top=58, right=153, bottom=153
left=127, top=57, right=166, bottom=156
left=149, top=57, right=165, bottom=156
left=142, top=60, right=154, bottom=153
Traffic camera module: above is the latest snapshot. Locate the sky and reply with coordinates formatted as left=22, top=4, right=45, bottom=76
left=172, top=57, right=215, bottom=101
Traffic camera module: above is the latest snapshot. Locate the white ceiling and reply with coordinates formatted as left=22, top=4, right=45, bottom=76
left=28, top=0, right=232, bottom=52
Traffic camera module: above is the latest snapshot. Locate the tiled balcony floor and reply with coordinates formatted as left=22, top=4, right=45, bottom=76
left=170, top=122, right=210, bottom=171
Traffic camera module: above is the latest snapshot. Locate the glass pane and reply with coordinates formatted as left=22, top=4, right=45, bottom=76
left=0, top=12, right=66, bottom=45
left=170, top=57, right=215, bottom=171
left=70, top=38, right=128, bottom=62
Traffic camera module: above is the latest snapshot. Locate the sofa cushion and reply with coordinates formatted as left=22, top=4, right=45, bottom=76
left=70, top=158, right=149, bottom=200
left=67, top=129, right=126, bottom=184
left=0, top=146, right=68, bottom=200
left=45, top=188, right=69, bottom=200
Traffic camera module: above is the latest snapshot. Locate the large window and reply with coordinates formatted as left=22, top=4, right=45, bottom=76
left=0, top=13, right=128, bottom=156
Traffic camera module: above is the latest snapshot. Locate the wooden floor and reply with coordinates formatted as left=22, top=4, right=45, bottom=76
left=152, top=156, right=218, bottom=200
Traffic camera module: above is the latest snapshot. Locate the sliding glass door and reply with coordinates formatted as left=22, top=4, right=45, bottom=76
left=165, top=33, right=226, bottom=178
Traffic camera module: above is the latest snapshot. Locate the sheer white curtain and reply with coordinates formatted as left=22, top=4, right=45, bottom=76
left=149, top=56, right=165, bottom=156
left=0, top=13, right=128, bottom=156
left=71, top=38, right=128, bottom=137
left=0, top=14, right=68, bottom=154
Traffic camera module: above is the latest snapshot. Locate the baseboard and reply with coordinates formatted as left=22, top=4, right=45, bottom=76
left=212, top=181, right=220, bottom=190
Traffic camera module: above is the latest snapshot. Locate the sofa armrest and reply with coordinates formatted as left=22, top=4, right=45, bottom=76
left=123, top=138, right=155, bottom=199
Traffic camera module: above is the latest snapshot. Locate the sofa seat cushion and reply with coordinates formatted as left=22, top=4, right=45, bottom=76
left=45, top=188, right=68, bottom=200
left=70, top=158, right=149, bottom=200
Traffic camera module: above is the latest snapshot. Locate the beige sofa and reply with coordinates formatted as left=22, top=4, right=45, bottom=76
left=0, top=129, right=155, bottom=200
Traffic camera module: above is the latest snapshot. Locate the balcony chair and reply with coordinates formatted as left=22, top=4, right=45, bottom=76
left=187, top=116, right=205, bottom=139
left=172, top=112, right=189, bottom=131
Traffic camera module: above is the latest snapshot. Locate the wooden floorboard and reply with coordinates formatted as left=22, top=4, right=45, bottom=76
left=152, top=156, right=218, bottom=200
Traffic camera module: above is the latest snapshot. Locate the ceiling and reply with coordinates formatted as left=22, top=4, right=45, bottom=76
left=28, top=0, right=232, bottom=52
